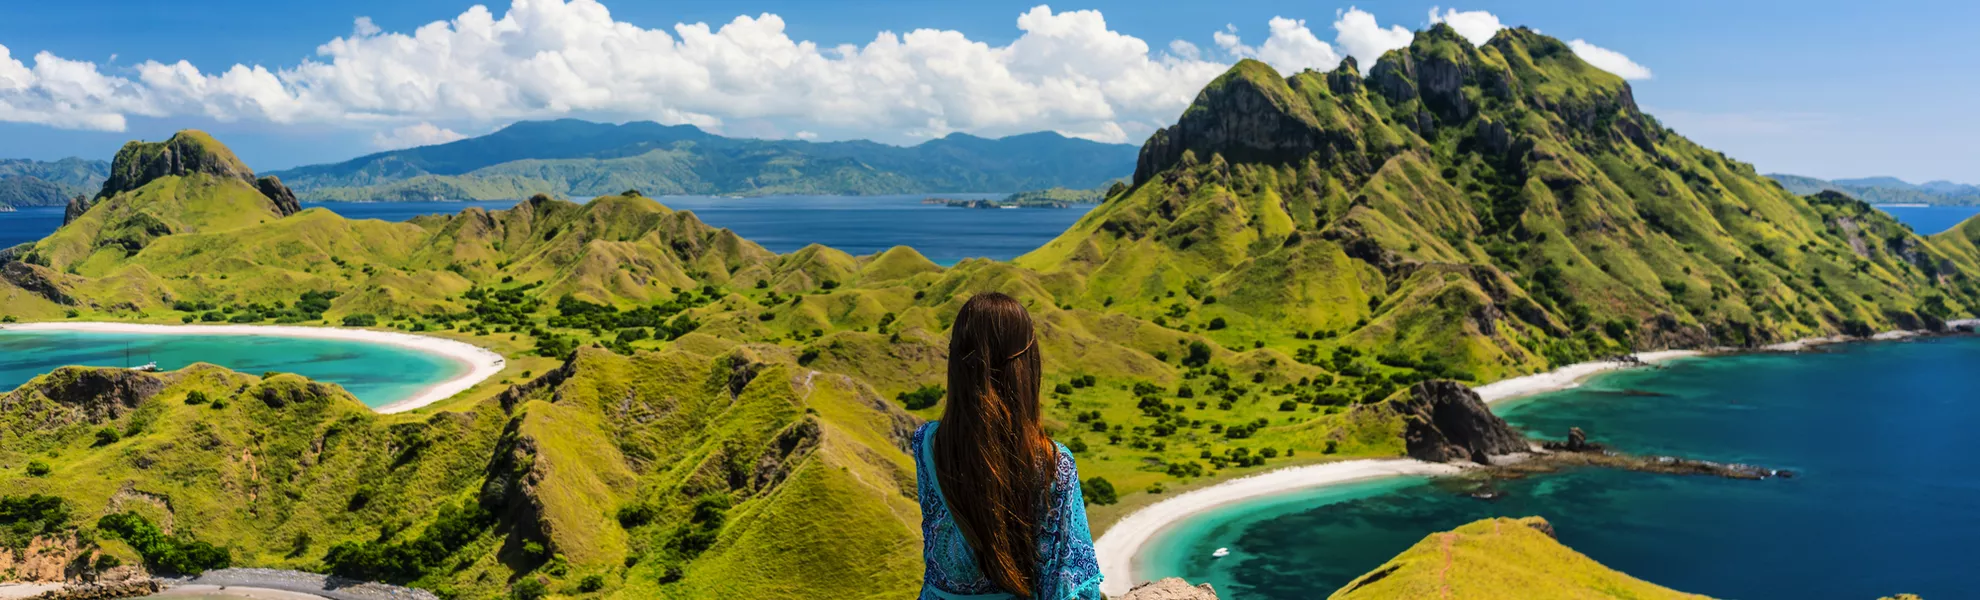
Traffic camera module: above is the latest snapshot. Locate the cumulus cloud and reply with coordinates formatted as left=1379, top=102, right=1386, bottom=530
left=0, top=1, right=1231, bottom=144
left=1568, top=39, right=1653, bottom=80
left=0, top=2, right=1655, bottom=143
left=1427, top=7, right=1504, bottom=45
left=1212, top=19, right=1341, bottom=75
left=1332, top=7, right=1413, bottom=66
left=371, top=122, right=468, bottom=149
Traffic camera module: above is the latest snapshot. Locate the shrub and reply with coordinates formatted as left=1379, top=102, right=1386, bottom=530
left=184, top=391, right=209, bottom=405
left=25, top=461, right=51, bottom=477
left=578, top=574, right=606, bottom=593
left=896, top=385, right=944, bottom=410
left=341, top=314, right=378, bottom=327
left=1206, top=317, right=1227, bottom=330
left=97, top=512, right=231, bottom=575
left=93, top=427, right=121, bottom=446
left=1081, top=477, right=1118, bottom=506
left=512, top=577, right=548, bottom=600
left=1182, top=341, right=1213, bottom=368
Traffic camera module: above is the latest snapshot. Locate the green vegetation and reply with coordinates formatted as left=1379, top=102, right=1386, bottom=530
left=1329, top=517, right=1709, bottom=599
left=4, top=23, right=1980, bottom=600
left=1769, top=173, right=1980, bottom=207
left=264, top=120, right=1135, bottom=201
left=98, top=511, right=233, bottom=575
left=0, top=157, right=108, bottom=208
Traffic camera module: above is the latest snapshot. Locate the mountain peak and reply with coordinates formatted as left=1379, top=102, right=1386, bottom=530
left=97, top=130, right=255, bottom=200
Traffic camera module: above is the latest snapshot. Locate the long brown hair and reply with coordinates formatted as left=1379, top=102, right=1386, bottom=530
left=934, top=292, right=1055, bottom=597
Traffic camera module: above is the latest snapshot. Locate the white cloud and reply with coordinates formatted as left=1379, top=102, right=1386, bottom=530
left=0, top=1, right=1231, bottom=145
left=1332, top=7, right=1413, bottom=66
left=1427, top=7, right=1504, bottom=45
left=793, top=130, right=818, bottom=140
left=1568, top=39, right=1653, bottom=80
left=0, top=2, right=1656, bottom=143
left=371, top=122, right=468, bottom=149
left=1211, top=18, right=1341, bottom=75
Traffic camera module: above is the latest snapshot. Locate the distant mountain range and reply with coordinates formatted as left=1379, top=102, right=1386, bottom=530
left=1768, top=173, right=1980, bottom=206
left=0, top=158, right=109, bottom=208
left=264, top=119, right=1139, bottom=201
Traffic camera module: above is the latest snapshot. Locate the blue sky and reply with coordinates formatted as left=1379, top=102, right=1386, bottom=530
left=0, top=0, right=1974, bottom=183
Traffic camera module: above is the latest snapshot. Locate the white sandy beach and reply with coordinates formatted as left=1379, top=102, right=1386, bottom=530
left=1471, top=349, right=1703, bottom=404
left=0, top=322, right=505, bottom=414
left=0, top=583, right=62, bottom=600
left=1097, top=349, right=1705, bottom=592
left=1093, top=459, right=1463, bottom=595
left=152, top=584, right=329, bottom=600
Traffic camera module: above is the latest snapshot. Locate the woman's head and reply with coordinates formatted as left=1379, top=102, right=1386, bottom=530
left=935, top=292, right=1054, bottom=597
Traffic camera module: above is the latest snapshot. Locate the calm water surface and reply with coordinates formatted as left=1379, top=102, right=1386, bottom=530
left=1145, top=336, right=1980, bottom=600
left=1875, top=204, right=1980, bottom=235
left=0, top=331, right=465, bottom=408
left=2, top=196, right=1092, bottom=265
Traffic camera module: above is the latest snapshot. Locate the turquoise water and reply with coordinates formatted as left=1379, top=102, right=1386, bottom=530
left=1144, top=336, right=1980, bottom=599
left=0, top=331, right=466, bottom=408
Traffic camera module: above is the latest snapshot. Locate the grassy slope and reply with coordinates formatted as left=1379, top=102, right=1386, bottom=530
left=1330, top=517, right=1709, bottom=599
left=3, top=24, right=1978, bottom=600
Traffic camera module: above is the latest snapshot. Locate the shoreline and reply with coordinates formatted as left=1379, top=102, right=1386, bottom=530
left=1099, top=332, right=1959, bottom=591
left=1092, top=459, right=1464, bottom=596
left=0, top=322, right=505, bottom=414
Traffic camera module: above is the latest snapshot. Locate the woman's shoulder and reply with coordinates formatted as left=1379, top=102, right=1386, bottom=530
left=909, top=421, right=937, bottom=457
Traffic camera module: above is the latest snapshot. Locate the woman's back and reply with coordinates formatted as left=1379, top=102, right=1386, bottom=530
left=913, top=421, right=1102, bottom=599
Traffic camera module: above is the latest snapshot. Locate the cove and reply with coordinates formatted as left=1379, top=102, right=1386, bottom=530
left=0, top=330, right=468, bottom=409
left=1141, top=336, right=1980, bottom=599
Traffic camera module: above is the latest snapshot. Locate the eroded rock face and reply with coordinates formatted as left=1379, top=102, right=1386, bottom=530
left=96, top=132, right=256, bottom=201
left=0, top=367, right=167, bottom=426
left=1392, top=380, right=1528, bottom=464
left=61, top=195, right=92, bottom=226
left=255, top=175, right=301, bottom=217
left=1, top=261, right=77, bottom=305
left=1117, top=577, right=1219, bottom=600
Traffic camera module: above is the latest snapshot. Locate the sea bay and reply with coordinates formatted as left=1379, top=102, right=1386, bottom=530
left=0, top=330, right=466, bottom=409
left=1143, top=336, right=1980, bottom=600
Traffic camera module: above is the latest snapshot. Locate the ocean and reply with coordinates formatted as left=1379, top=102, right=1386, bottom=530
left=1874, top=204, right=1980, bottom=235
left=0, top=196, right=1095, bottom=265
left=1142, top=336, right=1980, bottom=599
left=0, top=330, right=465, bottom=408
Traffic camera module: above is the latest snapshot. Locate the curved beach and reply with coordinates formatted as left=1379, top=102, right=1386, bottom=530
left=0, top=322, right=505, bottom=414
left=1094, top=349, right=1702, bottom=593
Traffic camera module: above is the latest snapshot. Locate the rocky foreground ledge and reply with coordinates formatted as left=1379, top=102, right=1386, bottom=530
left=1117, top=578, right=1219, bottom=600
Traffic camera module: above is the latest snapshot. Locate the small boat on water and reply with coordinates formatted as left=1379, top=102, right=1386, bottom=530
left=1211, top=547, right=1230, bottom=558
left=129, top=361, right=159, bottom=372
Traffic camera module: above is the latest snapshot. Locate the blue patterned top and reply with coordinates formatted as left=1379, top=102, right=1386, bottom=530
left=913, top=422, right=1105, bottom=600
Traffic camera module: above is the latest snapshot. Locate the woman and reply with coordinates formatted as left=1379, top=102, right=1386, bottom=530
left=911, top=292, right=1104, bottom=599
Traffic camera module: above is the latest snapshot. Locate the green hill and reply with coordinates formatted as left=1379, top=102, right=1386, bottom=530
left=263, top=120, right=1138, bottom=201
left=0, top=157, right=110, bottom=208
left=4, top=24, right=1980, bottom=600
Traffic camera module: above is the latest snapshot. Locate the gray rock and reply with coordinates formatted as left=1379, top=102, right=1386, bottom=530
left=1117, top=577, right=1219, bottom=600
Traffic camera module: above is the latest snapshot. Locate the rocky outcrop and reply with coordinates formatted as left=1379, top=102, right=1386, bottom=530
left=1133, top=61, right=1373, bottom=185
left=1, top=261, right=77, bottom=305
left=1116, top=578, right=1219, bottom=600
left=1634, top=313, right=1713, bottom=350
left=24, top=580, right=159, bottom=600
left=0, top=367, right=168, bottom=426
left=61, top=195, right=91, bottom=226
left=96, top=132, right=256, bottom=201
left=1391, top=380, right=1529, bottom=464
left=255, top=176, right=300, bottom=217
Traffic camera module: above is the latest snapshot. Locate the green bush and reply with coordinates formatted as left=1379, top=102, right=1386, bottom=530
left=895, top=385, right=944, bottom=410
left=1081, top=477, right=1118, bottom=506
left=578, top=574, right=607, bottom=593
left=97, top=512, right=231, bottom=575
left=512, top=577, right=548, bottom=600
left=25, top=461, right=51, bottom=477
left=341, top=313, right=378, bottom=327
left=184, top=391, right=209, bottom=405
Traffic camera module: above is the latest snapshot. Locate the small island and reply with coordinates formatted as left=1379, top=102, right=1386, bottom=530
left=923, top=184, right=1120, bottom=209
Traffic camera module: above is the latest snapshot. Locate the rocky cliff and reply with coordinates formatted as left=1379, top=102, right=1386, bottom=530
left=1390, top=380, right=1529, bottom=464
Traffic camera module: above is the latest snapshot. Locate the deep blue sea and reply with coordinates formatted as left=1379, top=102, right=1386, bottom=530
left=0, top=330, right=464, bottom=408
left=1145, top=336, right=1980, bottom=600
left=0, top=196, right=1093, bottom=265
left=1875, top=204, right=1980, bottom=235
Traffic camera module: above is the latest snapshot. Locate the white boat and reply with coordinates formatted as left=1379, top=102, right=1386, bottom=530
left=130, top=361, right=159, bottom=372
left=1211, top=547, right=1230, bottom=558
